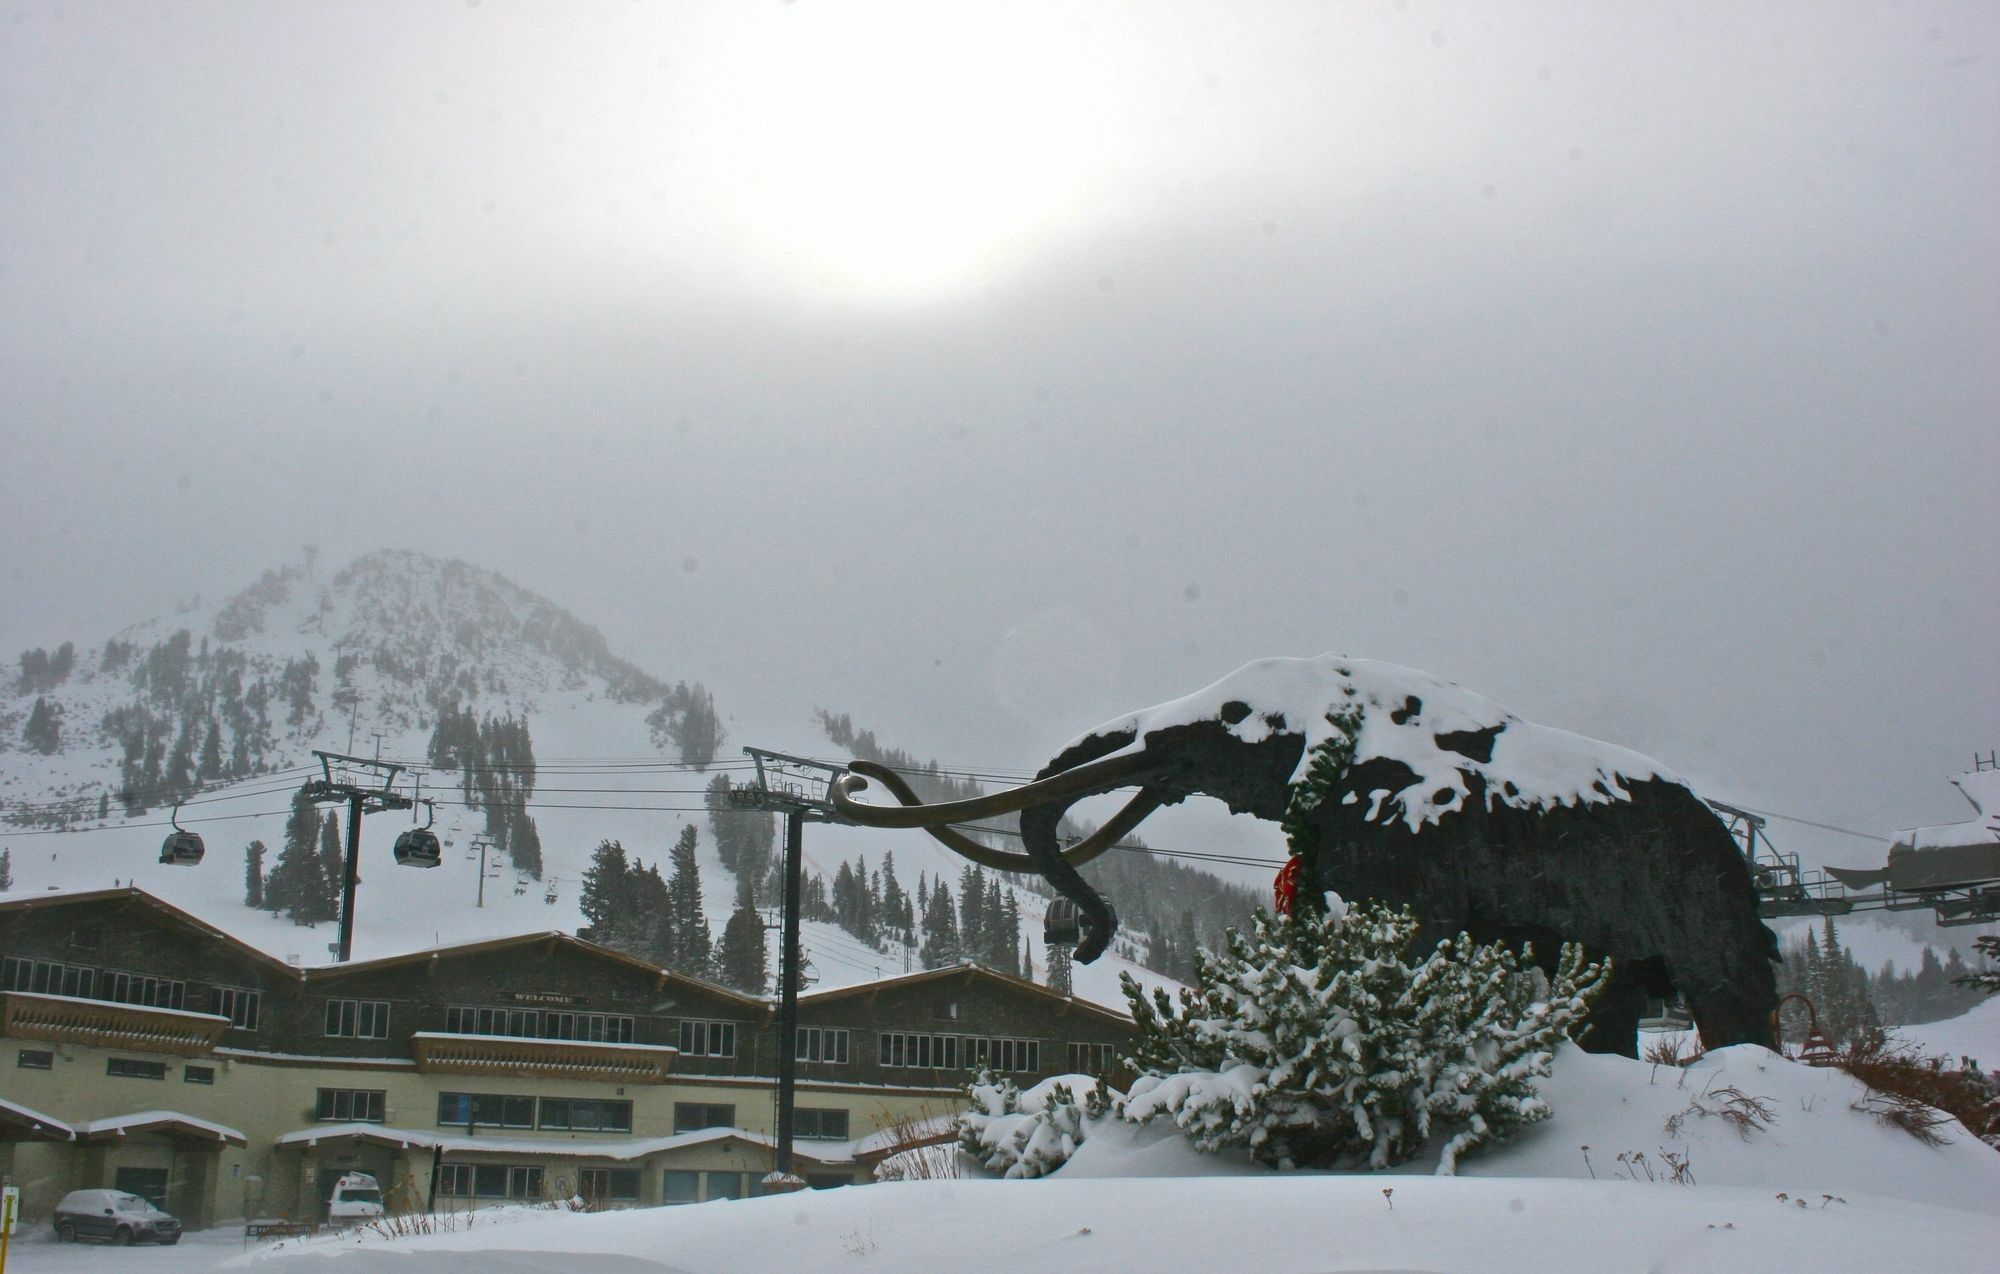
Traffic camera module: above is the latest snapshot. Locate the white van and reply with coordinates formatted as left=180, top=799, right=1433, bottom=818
left=326, top=1172, right=385, bottom=1225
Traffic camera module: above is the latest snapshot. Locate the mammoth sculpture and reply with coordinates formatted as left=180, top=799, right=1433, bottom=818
left=833, top=655, right=1778, bottom=1057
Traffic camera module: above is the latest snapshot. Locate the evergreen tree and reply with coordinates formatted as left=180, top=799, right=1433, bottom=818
left=921, top=877, right=961, bottom=969
left=1959, top=936, right=2000, bottom=996
left=667, top=825, right=713, bottom=978
left=1045, top=938, right=1073, bottom=996
left=1123, top=901, right=1608, bottom=1172
left=22, top=696, right=61, bottom=754
left=0, top=848, right=12, bottom=892
left=198, top=717, right=224, bottom=781
left=267, top=789, right=335, bottom=922
left=717, top=874, right=769, bottom=994
left=319, top=812, right=345, bottom=899
left=881, top=852, right=908, bottom=943
left=243, top=839, right=266, bottom=908
left=578, top=840, right=631, bottom=944
left=959, top=866, right=987, bottom=965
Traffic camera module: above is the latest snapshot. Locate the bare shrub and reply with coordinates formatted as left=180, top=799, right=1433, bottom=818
left=1836, top=1032, right=2000, bottom=1149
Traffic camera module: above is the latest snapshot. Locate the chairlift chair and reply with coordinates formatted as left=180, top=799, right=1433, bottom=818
left=1043, top=899, right=1081, bottom=947
left=158, top=802, right=205, bottom=866
left=393, top=800, right=442, bottom=868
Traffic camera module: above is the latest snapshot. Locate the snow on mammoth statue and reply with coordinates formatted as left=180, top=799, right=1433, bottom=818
left=833, top=655, right=1779, bottom=1057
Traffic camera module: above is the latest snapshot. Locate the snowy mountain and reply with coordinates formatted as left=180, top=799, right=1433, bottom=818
left=0, top=550, right=1172, bottom=1010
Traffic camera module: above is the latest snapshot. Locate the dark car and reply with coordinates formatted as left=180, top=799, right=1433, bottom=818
left=52, top=1189, right=182, bottom=1245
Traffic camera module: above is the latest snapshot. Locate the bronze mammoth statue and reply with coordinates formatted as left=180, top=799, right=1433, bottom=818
left=834, top=655, right=1778, bottom=1057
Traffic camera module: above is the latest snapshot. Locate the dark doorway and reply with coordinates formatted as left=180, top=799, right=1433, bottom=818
left=114, top=1167, right=169, bottom=1210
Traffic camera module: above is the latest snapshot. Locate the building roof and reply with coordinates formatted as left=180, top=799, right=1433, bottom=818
left=273, top=1123, right=855, bottom=1165
left=0, top=1097, right=74, bottom=1141
left=73, top=1110, right=247, bottom=1146
left=305, top=930, right=769, bottom=1010
left=800, top=961, right=1133, bottom=1029
left=0, top=886, right=303, bottom=980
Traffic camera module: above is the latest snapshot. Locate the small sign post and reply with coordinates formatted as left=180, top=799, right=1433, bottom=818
left=0, top=1183, right=20, bottom=1274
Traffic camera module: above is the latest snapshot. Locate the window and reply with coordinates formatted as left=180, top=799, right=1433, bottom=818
left=878, top=1031, right=960, bottom=1069
left=962, top=1037, right=1041, bottom=1074
left=673, top=1102, right=735, bottom=1134
left=436, top=1093, right=535, bottom=1129
left=537, top=1098, right=632, bottom=1133
left=325, top=998, right=390, bottom=1038
left=183, top=1064, right=215, bottom=1085
left=806, top=1174, right=853, bottom=1190
left=107, top=1057, right=167, bottom=1080
left=578, top=1168, right=641, bottom=1203
left=3, top=955, right=94, bottom=999
left=318, top=1088, right=386, bottom=1122
left=436, top=1165, right=473, bottom=1198
left=794, top=1107, right=850, bottom=1140
left=16, top=1049, right=53, bottom=1070
left=105, top=969, right=185, bottom=1010
left=469, top=1165, right=543, bottom=1199
left=543, top=1011, right=635, bottom=1043
left=663, top=1170, right=699, bottom=1204
left=796, top=1026, right=850, bottom=1064
left=1069, top=1042, right=1116, bottom=1075
left=210, top=985, right=260, bottom=1031
left=676, top=1019, right=736, bottom=1057
left=704, top=1171, right=744, bottom=1201
left=445, top=1005, right=540, bottom=1037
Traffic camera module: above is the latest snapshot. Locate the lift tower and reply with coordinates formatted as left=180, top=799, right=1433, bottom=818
left=301, top=750, right=414, bottom=962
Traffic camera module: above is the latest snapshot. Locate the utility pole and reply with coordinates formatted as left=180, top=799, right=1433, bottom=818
left=727, top=748, right=850, bottom=1185
left=301, top=751, right=413, bottom=962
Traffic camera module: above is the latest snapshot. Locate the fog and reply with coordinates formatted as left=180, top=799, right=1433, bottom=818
left=2, top=2, right=1993, bottom=871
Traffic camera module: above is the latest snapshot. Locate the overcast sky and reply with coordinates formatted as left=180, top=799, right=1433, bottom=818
left=2, top=1, right=1993, bottom=869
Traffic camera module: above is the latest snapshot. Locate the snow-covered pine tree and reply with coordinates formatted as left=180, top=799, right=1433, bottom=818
left=717, top=874, right=769, bottom=995
left=243, top=839, right=266, bottom=908
left=1121, top=899, right=1607, bottom=1174
left=1045, top=939, right=1072, bottom=996
left=667, top=825, right=713, bottom=979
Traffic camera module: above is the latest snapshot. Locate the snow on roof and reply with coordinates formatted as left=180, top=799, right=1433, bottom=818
left=1899, top=767, right=2000, bottom=851
left=74, top=1110, right=247, bottom=1145
left=274, top=1123, right=855, bottom=1164
left=0, top=1097, right=75, bottom=1139
left=1083, top=655, right=1679, bottom=833
left=5, top=989, right=232, bottom=1025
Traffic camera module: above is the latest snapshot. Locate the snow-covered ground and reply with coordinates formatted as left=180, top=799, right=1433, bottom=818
left=8, top=1032, right=1990, bottom=1273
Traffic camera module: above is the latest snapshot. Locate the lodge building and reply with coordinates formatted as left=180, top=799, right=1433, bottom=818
left=0, top=887, right=1134, bottom=1227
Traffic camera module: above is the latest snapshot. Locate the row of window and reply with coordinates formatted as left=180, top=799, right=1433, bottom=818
left=3, top=956, right=191, bottom=1013
left=429, top=1166, right=842, bottom=1204
left=436, top=1092, right=635, bottom=1133
left=878, top=1032, right=1043, bottom=1074
left=8, top=959, right=1105, bottom=1077
left=443, top=1005, right=636, bottom=1043
left=795, top=1026, right=851, bottom=1064
left=98, top=1055, right=212, bottom=1083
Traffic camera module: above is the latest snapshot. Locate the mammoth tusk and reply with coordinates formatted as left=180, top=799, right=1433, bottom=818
left=830, top=750, right=1161, bottom=830
left=834, top=760, right=1164, bottom=873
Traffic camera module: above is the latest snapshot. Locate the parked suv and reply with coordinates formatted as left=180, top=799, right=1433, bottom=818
left=52, top=1189, right=182, bottom=1245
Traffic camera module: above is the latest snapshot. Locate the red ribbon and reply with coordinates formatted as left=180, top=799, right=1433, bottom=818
left=1273, top=858, right=1302, bottom=915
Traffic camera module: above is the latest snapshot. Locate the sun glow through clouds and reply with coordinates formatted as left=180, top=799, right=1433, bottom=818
left=727, top=7, right=1103, bottom=301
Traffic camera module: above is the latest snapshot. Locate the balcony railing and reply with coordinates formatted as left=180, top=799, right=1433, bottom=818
left=408, top=1031, right=677, bottom=1083
left=1, top=990, right=229, bottom=1056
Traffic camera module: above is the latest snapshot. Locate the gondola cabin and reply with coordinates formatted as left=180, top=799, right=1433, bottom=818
left=1043, top=899, right=1081, bottom=946
left=392, top=828, right=442, bottom=868
left=158, top=829, right=205, bottom=866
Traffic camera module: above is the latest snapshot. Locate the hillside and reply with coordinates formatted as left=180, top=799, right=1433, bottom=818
left=0, top=550, right=1175, bottom=1010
